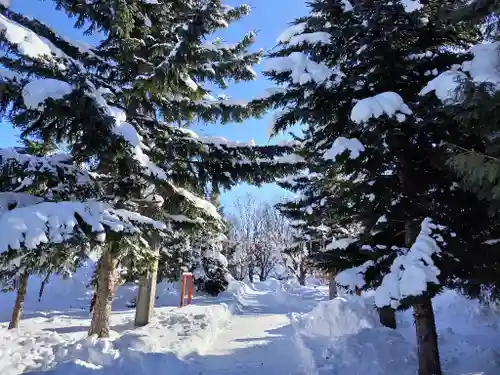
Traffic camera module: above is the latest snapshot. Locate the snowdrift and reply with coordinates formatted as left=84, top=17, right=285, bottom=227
left=292, top=291, right=500, bottom=375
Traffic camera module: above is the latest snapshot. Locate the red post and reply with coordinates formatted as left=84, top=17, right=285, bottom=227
left=179, top=274, right=186, bottom=307
left=187, top=274, right=193, bottom=305
left=179, top=272, right=193, bottom=307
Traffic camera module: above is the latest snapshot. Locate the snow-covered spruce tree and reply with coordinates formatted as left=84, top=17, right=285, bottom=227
left=252, top=1, right=500, bottom=374
left=0, top=1, right=301, bottom=335
left=417, top=8, right=500, bottom=303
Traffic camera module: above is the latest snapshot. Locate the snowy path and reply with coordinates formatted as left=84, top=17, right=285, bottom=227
left=179, top=281, right=327, bottom=375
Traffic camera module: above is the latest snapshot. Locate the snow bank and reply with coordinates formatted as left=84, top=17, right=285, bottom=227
left=291, top=295, right=417, bottom=375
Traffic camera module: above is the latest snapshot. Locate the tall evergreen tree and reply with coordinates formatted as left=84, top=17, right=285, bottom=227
left=252, top=1, right=500, bottom=374
left=0, top=1, right=301, bottom=335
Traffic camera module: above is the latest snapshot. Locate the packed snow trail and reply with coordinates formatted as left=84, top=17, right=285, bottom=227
left=182, top=280, right=327, bottom=375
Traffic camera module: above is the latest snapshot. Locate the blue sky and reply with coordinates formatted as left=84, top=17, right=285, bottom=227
left=6, top=0, right=306, bottom=211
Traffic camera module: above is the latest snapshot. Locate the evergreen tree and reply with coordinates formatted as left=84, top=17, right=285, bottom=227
left=0, top=1, right=300, bottom=335
left=252, top=1, right=500, bottom=374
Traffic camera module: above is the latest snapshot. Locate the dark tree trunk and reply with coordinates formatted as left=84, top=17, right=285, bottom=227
left=9, top=270, right=29, bottom=329
left=298, top=262, right=307, bottom=286
left=414, top=296, right=442, bottom=375
left=378, top=306, right=397, bottom=329
left=88, top=248, right=118, bottom=338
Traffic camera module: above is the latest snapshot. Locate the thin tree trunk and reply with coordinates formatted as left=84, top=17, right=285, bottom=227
left=9, top=269, right=29, bottom=329
left=298, top=262, right=307, bottom=286
left=404, top=219, right=441, bottom=374
left=414, top=295, right=442, bottom=375
left=329, top=273, right=337, bottom=300
left=88, top=248, right=118, bottom=338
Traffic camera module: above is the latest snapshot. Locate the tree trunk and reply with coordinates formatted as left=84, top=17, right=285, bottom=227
left=9, top=269, right=29, bottom=329
left=88, top=248, right=118, bottom=338
left=135, top=243, right=160, bottom=327
left=329, top=274, right=337, bottom=300
left=414, top=295, right=441, bottom=375
left=378, top=306, right=397, bottom=329
left=298, top=261, right=307, bottom=286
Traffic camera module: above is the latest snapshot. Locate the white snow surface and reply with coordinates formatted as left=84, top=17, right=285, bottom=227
left=323, top=137, right=365, bottom=160
left=0, top=267, right=499, bottom=375
left=351, top=92, right=412, bottom=124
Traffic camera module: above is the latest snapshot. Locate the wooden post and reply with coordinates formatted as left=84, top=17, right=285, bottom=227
left=179, top=272, right=193, bottom=307
left=134, top=248, right=159, bottom=327
left=187, top=274, right=193, bottom=305
left=179, top=273, right=186, bottom=307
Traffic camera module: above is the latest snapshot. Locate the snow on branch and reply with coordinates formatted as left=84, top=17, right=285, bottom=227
left=419, top=70, right=467, bottom=103
left=336, top=260, right=374, bottom=290
left=0, top=13, right=65, bottom=59
left=21, top=78, right=169, bottom=181
left=323, top=137, right=365, bottom=160
left=350, top=92, right=412, bottom=124
left=0, top=148, right=93, bottom=190
left=276, top=22, right=307, bottom=44
left=287, top=32, right=332, bottom=47
left=22, top=79, right=73, bottom=110
left=0, top=200, right=166, bottom=252
left=263, top=52, right=339, bottom=85
left=401, top=0, right=423, bottom=12
left=172, top=186, right=221, bottom=221
left=420, top=43, right=500, bottom=103
left=0, top=192, right=42, bottom=213
left=374, top=218, right=443, bottom=309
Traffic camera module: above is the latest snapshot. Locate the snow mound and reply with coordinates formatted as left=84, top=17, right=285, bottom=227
left=293, top=296, right=380, bottom=338
left=292, top=296, right=417, bottom=375
left=4, top=303, right=232, bottom=374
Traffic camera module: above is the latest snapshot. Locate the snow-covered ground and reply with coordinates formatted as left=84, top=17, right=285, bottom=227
left=0, top=261, right=499, bottom=375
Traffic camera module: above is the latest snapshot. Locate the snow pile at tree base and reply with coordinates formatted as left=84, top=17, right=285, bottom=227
left=0, top=303, right=232, bottom=375
left=292, top=291, right=500, bottom=375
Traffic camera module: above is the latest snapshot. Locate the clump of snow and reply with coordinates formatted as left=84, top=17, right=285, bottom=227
left=374, top=217, right=442, bottom=308
left=325, top=237, right=358, bottom=251
left=287, top=32, right=331, bottom=47
left=0, top=0, right=11, bottom=8
left=351, top=92, right=412, bottom=124
left=463, top=42, right=500, bottom=86
left=323, top=137, right=365, bottom=160
left=419, top=70, right=467, bottom=103
left=336, top=260, right=374, bottom=290
left=341, top=0, right=354, bottom=11
left=0, top=14, right=64, bottom=59
left=401, top=0, right=423, bottom=12
left=22, top=79, right=73, bottom=110
left=263, top=52, right=333, bottom=85
left=276, top=22, right=307, bottom=44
